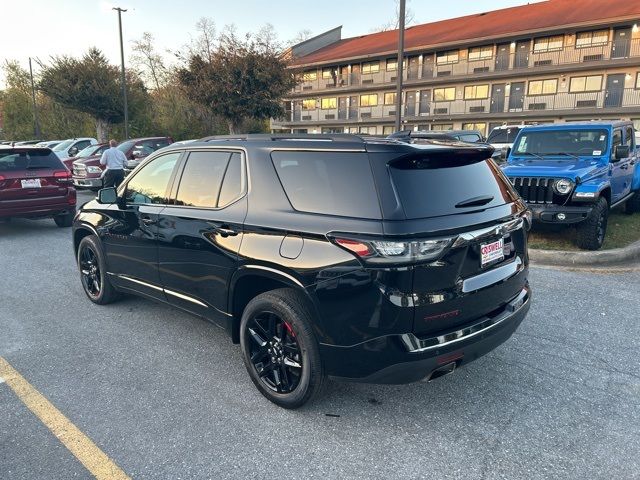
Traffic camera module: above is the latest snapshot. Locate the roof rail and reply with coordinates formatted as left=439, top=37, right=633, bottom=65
left=198, top=133, right=365, bottom=143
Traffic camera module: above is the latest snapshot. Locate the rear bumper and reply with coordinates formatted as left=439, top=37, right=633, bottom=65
left=529, top=203, right=592, bottom=224
left=73, top=177, right=102, bottom=188
left=0, top=197, right=75, bottom=219
left=321, top=285, right=531, bottom=384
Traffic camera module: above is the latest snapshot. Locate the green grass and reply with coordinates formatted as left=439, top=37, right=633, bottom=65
left=528, top=207, right=640, bottom=251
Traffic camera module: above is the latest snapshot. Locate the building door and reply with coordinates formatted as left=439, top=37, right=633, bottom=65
left=350, top=64, right=361, bottom=85
left=514, top=40, right=530, bottom=68
left=604, top=74, right=625, bottom=108
left=508, top=82, right=525, bottom=111
left=407, top=56, right=419, bottom=80
left=338, top=97, right=348, bottom=119
left=490, top=83, right=506, bottom=113
left=339, top=66, right=348, bottom=86
left=611, top=27, right=632, bottom=59
left=405, top=91, right=416, bottom=116
left=419, top=89, right=431, bottom=115
left=422, top=54, right=434, bottom=79
left=348, top=96, right=359, bottom=119
left=495, top=43, right=510, bottom=71
left=293, top=100, right=301, bottom=121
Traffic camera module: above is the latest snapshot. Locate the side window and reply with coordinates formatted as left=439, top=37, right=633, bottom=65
left=75, top=140, right=90, bottom=150
left=125, top=152, right=181, bottom=205
left=612, top=129, right=622, bottom=153
left=624, top=126, right=634, bottom=149
left=218, top=152, right=244, bottom=207
left=174, top=151, right=232, bottom=208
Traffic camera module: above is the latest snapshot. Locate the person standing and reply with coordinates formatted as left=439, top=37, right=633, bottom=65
left=100, top=139, right=127, bottom=188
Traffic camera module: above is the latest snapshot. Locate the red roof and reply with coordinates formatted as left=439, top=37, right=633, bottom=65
left=291, top=0, right=640, bottom=67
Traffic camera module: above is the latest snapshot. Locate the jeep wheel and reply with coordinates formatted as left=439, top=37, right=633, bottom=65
left=240, top=288, right=324, bottom=409
left=77, top=235, right=119, bottom=304
left=624, top=193, right=640, bottom=214
left=53, top=208, right=75, bottom=228
left=576, top=197, right=608, bottom=250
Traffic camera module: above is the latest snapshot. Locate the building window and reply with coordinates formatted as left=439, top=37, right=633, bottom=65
left=386, top=59, right=397, bottom=71
left=322, top=68, right=337, bottom=79
left=362, top=62, right=380, bottom=74
left=576, top=30, right=609, bottom=48
left=360, top=94, right=378, bottom=107
left=533, top=35, right=564, bottom=52
left=383, top=126, right=395, bottom=135
left=463, top=122, right=487, bottom=133
left=468, top=46, right=493, bottom=61
left=464, top=84, right=489, bottom=99
left=302, top=99, right=316, bottom=110
left=569, top=75, right=603, bottom=93
left=636, top=73, right=640, bottom=89
left=384, top=92, right=396, bottom=105
left=302, top=70, right=317, bottom=82
left=359, top=126, right=376, bottom=134
left=432, top=124, right=454, bottom=131
left=433, top=87, right=456, bottom=102
left=436, top=50, right=459, bottom=65
left=528, top=79, right=558, bottom=95
left=321, top=97, right=337, bottom=109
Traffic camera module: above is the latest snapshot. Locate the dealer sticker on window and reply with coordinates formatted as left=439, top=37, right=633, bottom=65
left=480, top=238, right=504, bottom=266
left=21, top=179, right=41, bottom=188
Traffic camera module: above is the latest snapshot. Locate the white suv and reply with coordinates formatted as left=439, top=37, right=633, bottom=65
left=52, top=138, right=98, bottom=159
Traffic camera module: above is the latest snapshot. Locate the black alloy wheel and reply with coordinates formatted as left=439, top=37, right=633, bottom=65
left=79, top=244, right=101, bottom=298
left=245, top=311, right=303, bottom=394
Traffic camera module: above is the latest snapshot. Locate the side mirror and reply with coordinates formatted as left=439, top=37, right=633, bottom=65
left=499, top=146, right=510, bottom=161
left=614, top=145, right=630, bottom=161
left=68, top=146, right=79, bottom=157
left=97, top=187, right=117, bottom=204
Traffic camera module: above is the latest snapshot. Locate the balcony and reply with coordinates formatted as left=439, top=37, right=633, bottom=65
left=291, top=38, right=640, bottom=93
left=273, top=88, right=640, bottom=126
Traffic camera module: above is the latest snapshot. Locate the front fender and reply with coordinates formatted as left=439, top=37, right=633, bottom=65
left=572, top=178, right=611, bottom=203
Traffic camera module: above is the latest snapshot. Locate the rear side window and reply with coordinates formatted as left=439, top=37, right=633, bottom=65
left=0, top=150, right=63, bottom=172
left=271, top=151, right=381, bottom=219
left=174, top=151, right=243, bottom=208
left=390, top=157, right=517, bottom=219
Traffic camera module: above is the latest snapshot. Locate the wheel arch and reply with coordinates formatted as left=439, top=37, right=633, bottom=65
left=73, top=224, right=99, bottom=255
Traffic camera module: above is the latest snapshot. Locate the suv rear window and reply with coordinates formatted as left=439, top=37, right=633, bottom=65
left=271, top=151, right=381, bottom=219
left=0, top=150, right=63, bottom=172
left=389, top=156, right=516, bottom=219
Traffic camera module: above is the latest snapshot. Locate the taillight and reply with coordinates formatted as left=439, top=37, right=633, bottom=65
left=330, top=235, right=453, bottom=265
left=0, top=174, right=5, bottom=188
left=53, top=170, right=72, bottom=184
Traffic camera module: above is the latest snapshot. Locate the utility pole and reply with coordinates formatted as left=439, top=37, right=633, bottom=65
left=113, top=7, right=129, bottom=139
left=394, top=0, right=406, bottom=132
left=28, top=57, right=41, bottom=139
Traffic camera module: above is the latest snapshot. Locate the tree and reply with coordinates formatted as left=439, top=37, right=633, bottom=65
left=131, top=32, right=167, bottom=90
left=375, top=0, right=416, bottom=32
left=0, top=61, right=34, bottom=140
left=177, top=26, right=295, bottom=134
left=288, top=29, right=313, bottom=46
left=38, top=48, right=148, bottom=142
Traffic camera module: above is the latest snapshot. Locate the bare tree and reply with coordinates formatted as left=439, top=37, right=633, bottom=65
left=288, top=29, right=313, bottom=46
left=131, top=32, right=167, bottom=90
left=193, top=17, right=217, bottom=61
left=374, top=0, right=416, bottom=32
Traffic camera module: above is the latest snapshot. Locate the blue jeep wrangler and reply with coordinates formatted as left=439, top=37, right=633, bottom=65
left=502, top=121, right=640, bottom=250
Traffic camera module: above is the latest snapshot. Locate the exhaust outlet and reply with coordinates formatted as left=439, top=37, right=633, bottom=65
left=425, top=361, right=457, bottom=382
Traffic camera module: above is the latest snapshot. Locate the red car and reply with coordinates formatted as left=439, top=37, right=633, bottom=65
left=72, top=137, right=173, bottom=190
left=0, top=147, right=76, bottom=227
left=61, top=143, right=109, bottom=172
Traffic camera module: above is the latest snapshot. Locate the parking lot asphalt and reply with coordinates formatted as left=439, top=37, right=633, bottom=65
left=1, top=191, right=639, bottom=479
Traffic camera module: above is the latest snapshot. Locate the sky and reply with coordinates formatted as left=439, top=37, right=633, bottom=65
left=1, top=0, right=540, bottom=85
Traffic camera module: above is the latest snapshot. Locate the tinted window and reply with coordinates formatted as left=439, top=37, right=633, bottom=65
left=218, top=153, right=243, bottom=207
left=458, top=134, right=481, bottom=142
left=487, top=127, right=522, bottom=143
left=390, top=157, right=516, bottom=219
left=125, top=152, right=180, bottom=204
left=624, top=126, right=634, bottom=148
left=0, top=149, right=63, bottom=172
left=612, top=129, right=622, bottom=149
left=175, top=151, right=231, bottom=208
left=271, top=151, right=381, bottom=218
left=53, top=140, right=74, bottom=152
left=74, top=140, right=91, bottom=150
left=132, top=138, right=171, bottom=158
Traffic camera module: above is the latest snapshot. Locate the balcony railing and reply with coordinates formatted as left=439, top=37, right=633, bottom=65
left=275, top=88, right=640, bottom=125
left=292, top=38, right=640, bottom=93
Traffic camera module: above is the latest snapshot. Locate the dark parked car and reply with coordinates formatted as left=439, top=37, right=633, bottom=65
left=72, top=137, right=173, bottom=190
left=0, top=147, right=76, bottom=226
left=72, top=134, right=531, bottom=408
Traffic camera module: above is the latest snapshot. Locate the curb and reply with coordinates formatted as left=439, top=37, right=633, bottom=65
left=529, top=240, right=640, bottom=267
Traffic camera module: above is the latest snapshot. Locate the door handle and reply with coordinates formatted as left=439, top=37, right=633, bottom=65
left=208, top=223, right=238, bottom=237
left=140, top=216, right=157, bottom=225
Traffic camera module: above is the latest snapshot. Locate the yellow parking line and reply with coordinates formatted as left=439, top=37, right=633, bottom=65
left=0, top=357, right=130, bottom=480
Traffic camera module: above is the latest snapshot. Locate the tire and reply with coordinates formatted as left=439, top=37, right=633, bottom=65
left=624, top=192, right=640, bottom=214
left=53, top=208, right=75, bottom=228
left=239, top=288, right=324, bottom=409
left=77, top=235, right=119, bottom=304
left=576, top=197, right=608, bottom=250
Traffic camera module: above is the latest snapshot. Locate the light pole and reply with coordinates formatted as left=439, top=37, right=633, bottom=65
left=28, top=57, right=41, bottom=139
left=394, top=0, right=406, bottom=132
left=113, top=7, right=129, bottom=139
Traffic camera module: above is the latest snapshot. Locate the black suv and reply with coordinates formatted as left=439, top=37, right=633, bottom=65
left=72, top=134, right=532, bottom=408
